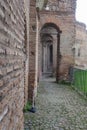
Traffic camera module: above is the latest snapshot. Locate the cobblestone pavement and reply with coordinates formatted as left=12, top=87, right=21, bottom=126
left=24, top=78, right=87, bottom=130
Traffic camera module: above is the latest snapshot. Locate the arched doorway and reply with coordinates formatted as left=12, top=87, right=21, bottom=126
left=40, top=23, right=62, bottom=81
left=41, top=34, right=53, bottom=74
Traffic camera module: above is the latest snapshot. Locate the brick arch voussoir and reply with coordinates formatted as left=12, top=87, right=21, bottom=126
left=40, top=21, right=61, bottom=34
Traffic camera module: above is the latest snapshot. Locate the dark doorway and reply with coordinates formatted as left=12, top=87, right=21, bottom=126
left=40, top=23, right=61, bottom=80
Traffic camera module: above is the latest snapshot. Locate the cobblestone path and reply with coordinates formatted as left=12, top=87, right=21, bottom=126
left=24, top=78, right=87, bottom=130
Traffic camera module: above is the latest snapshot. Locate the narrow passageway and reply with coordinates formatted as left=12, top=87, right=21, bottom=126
left=24, top=78, right=87, bottom=130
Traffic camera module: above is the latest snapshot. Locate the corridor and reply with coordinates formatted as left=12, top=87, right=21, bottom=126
left=24, top=78, right=87, bottom=130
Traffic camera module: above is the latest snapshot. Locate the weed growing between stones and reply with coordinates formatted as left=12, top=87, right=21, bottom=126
left=23, top=102, right=32, bottom=112
left=58, top=80, right=71, bottom=86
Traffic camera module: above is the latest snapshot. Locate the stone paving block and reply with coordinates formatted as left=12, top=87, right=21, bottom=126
left=24, top=78, right=87, bottom=130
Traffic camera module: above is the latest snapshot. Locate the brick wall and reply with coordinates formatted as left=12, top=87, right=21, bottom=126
left=45, top=0, right=76, bottom=12
left=24, top=0, right=30, bottom=104
left=28, top=0, right=38, bottom=102
left=75, top=21, right=87, bottom=68
left=0, top=0, right=26, bottom=130
left=39, top=0, right=76, bottom=81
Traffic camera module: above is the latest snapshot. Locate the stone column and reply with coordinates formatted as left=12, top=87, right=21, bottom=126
left=47, top=44, right=50, bottom=71
left=56, top=33, right=61, bottom=82
left=43, top=45, right=45, bottom=73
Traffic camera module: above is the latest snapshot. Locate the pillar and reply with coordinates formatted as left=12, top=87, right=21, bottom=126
left=56, top=33, right=61, bottom=82
left=28, top=0, right=39, bottom=103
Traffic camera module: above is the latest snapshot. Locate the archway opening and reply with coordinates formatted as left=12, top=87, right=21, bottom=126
left=40, top=23, right=61, bottom=80
left=41, top=34, right=53, bottom=74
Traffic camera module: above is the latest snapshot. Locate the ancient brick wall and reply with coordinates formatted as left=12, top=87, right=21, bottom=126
left=75, top=21, right=87, bottom=68
left=0, top=0, right=26, bottom=130
left=24, top=0, right=30, bottom=104
left=28, top=0, right=38, bottom=102
left=39, top=9, right=76, bottom=81
left=44, top=0, right=76, bottom=12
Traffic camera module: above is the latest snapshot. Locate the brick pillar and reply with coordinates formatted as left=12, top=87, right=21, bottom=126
left=24, top=0, right=30, bottom=104
left=28, top=0, right=38, bottom=103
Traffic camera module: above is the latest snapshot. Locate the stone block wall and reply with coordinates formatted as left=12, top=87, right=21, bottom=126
left=0, top=0, right=26, bottom=130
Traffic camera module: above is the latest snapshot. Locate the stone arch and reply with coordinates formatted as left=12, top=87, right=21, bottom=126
left=40, top=22, right=60, bottom=32
left=39, top=22, right=62, bottom=81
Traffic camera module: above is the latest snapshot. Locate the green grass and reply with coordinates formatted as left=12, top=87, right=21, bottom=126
left=23, top=101, right=32, bottom=112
